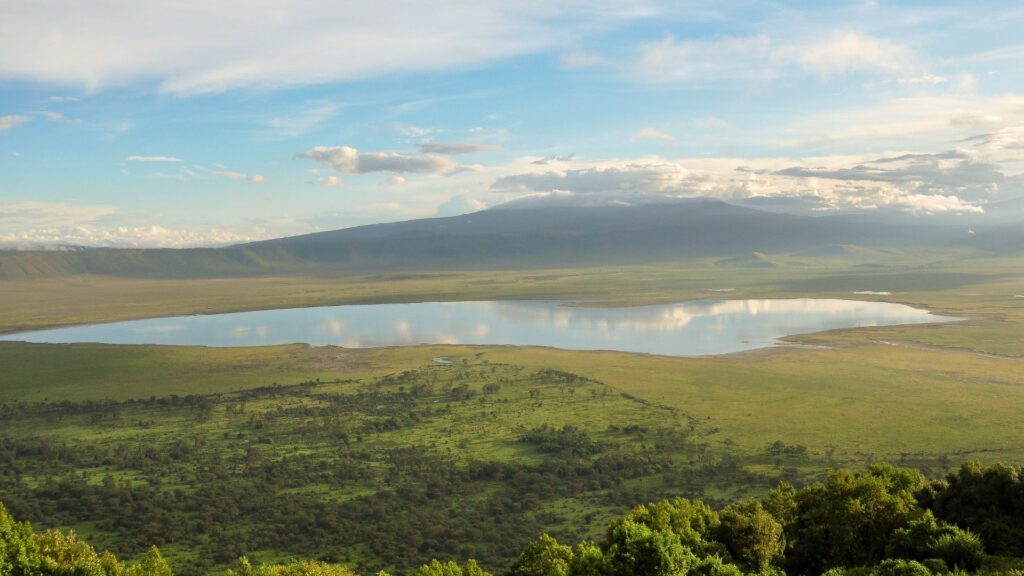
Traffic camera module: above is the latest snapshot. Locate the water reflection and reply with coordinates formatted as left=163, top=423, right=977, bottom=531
left=0, top=299, right=957, bottom=357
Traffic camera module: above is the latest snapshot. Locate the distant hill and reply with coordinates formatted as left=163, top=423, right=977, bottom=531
left=0, top=199, right=1011, bottom=280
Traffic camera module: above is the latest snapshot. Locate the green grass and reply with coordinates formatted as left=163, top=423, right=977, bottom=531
left=0, top=342, right=378, bottom=401
left=2, top=253, right=1024, bottom=573
left=0, top=356, right=773, bottom=573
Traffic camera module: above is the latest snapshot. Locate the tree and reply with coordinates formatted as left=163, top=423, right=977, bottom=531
left=762, top=482, right=797, bottom=528
left=34, top=528, right=124, bottom=576
left=716, top=500, right=784, bottom=573
left=506, top=534, right=573, bottom=576
left=602, top=521, right=694, bottom=576
left=413, top=559, right=491, bottom=576
left=871, top=559, right=932, bottom=576
left=566, top=542, right=603, bottom=576
left=124, top=546, right=172, bottom=576
left=930, top=461, right=1024, bottom=556
left=224, top=556, right=359, bottom=576
left=0, top=502, right=41, bottom=576
left=886, top=511, right=983, bottom=572
left=786, top=466, right=925, bottom=574
left=611, top=498, right=720, bottom=556
left=688, top=555, right=743, bottom=576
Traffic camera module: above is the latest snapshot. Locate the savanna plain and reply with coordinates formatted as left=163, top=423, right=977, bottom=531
left=2, top=253, right=1024, bottom=575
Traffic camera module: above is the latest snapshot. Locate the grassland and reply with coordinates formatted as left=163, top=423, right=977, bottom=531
left=1, top=253, right=1023, bottom=573
left=2, top=254, right=1022, bottom=462
left=0, top=355, right=799, bottom=574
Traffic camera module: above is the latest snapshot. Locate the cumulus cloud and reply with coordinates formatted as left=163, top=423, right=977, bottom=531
left=316, top=175, right=343, bottom=186
left=492, top=162, right=695, bottom=196
left=214, top=171, right=266, bottom=183
left=434, top=194, right=488, bottom=217
left=0, top=115, right=31, bottom=131
left=296, top=145, right=458, bottom=174
left=127, top=155, right=183, bottom=162
left=486, top=146, right=1001, bottom=215
left=530, top=153, right=576, bottom=165
left=774, top=151, right=1005, bottom=202
left=0, top=0, right=650, bottom=94
left=417, top=141, right=501, bottom=155
left=634, top=128, right=676, bottom=143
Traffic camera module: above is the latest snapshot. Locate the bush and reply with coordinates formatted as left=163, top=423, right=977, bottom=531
left=931, top=461, right=1024, bottom=556
left=688, top=555, right=743, bottom=576
left=887, top=512, right=983, bottom=571
left=872, top=559, right=932, bottom=576
left=225, top=557, right=358, bottom=576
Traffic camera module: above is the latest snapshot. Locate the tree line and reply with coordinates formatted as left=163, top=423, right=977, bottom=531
left=3, top=461, right=1023, bottom=576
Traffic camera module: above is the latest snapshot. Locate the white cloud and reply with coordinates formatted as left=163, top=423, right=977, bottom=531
left=127, top=155, right=183, bottom=162
left=636, top=34, right=777, bottom=84
left=799, top=32, right=910, bottom=77
left=316, top=175, right=343, bottom=186
left=0, top=200, right=286, bottom=248
left=635, top=31, right=915, bottom=85
left=492, top=162, right=693, bottom=196
left=389, top=176, right=407, bottom=186
left=694, top=116, right=732, bottom=131
left=0, top=200, right=117, bottom=229
left=33, top=111, right=64, bottom=121
left=214, top=171, right=266, bottom=183
left=0, top=115, right=31, bottom=131
left=892, top=193, right=983, bottom=214
left=434, top=194, right=488, bottom=217
left=0, top=0, right=653, bottom=94
left=559, top=50, right=607, bottom=69
left=899, top=74, right=948, bottom=86
left=634, top=128, right=676, bottom=143
left=262, top=103, right=340, bottom=139
left=296, top=145, right=458, bottom=174
left=418, top=142, right=501, bottom=155
left=0, top=225, right=262, bottom=249
left=783, top=95, right=1024, bottom=150
left=485, top=146, right=1000, bottom=215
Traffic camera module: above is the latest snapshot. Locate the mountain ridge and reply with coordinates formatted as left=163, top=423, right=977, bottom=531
left=0, top=199, right=1012, bottom=280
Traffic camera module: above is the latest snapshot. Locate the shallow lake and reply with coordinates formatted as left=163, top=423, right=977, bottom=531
left=0, top=299, right=958, bottom=357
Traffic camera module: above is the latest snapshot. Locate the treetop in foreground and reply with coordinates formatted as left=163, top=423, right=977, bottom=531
left=3, top=461, right=1024, bottom=575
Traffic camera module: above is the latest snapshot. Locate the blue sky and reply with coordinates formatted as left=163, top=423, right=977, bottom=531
left=1, top=0, right=1023, bottom=247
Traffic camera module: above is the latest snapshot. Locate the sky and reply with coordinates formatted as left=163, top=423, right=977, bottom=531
left=1, top=0, right=1023, bottom=248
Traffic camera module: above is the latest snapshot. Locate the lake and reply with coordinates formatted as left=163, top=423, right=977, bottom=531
left=0, top=299, right=958, bottom=357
